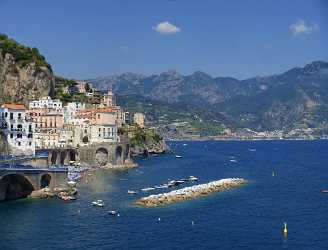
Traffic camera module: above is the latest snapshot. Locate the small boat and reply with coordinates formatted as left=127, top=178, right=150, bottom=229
left=141, top=187, right=155, bottom=192
left=175, top=155, right=182, bottom=158
left=168, top=180, right=179, bottom=186
left=189, top=176, right=198, bottom=181
left=91, top=200, right=105, bottom=207
left=61, top=195, right=76, bottom=201
left=176, top=180, right=186, bottom=184
left=249, top=148, right=256, bottom=152
left=109, top=210, right=118, bottom=215
left=127, top=190, right=138, bottom=194
left=321, top=190, right=328, bottom=193
left=230, top=159, right=237, bottom=163
left=67, top=181, right=77, bottom=187
left=183, top=143, right=187, bottom=146
left=180, top=178, right=190, bottom=182
left=154, top=185, right=168, bottom=189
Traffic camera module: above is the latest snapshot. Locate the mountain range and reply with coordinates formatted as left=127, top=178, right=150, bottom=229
left=88, top=61, right=328, bottom=132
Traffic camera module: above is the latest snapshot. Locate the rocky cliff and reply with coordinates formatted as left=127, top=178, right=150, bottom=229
left=0, top=132, right=11, bottom=156
left=0, top=35, right=55, bottom=105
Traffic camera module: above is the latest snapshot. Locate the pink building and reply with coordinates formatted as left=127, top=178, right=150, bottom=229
left=76, top=81, right=88, bottom=94
left=102, top=90, right=116, bottom=107
left=78, top=108, right=117, bottom=125
left=27, top=108, right=64, bottom=130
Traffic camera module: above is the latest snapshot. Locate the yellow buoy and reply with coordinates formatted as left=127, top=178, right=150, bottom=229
left=284, top=222, right=288, bottom=237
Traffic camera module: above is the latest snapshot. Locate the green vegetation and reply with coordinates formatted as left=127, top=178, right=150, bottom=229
left=54, top=76, right=91, bottom=104
left=117, top=94, right=227, bottom=137
left=122, top=125, right=163, bottom=146
left=0, top=33, right=52, bottom=71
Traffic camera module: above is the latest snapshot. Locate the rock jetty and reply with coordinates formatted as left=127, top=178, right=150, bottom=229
left=135, top=178, right=247, bottom=207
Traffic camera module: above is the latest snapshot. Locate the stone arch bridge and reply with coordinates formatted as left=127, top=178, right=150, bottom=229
left=0, top=168, right=67, bottom=202
left=40, top=142, right=131, bottom=167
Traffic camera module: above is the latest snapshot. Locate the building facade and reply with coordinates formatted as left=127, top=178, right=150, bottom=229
left=133, top=113, right=145, bottom=128
left=0, top=104, right=35, bottom=155
left=29, top=96, right=62, bottom=110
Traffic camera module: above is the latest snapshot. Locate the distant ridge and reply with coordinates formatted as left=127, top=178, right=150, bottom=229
left=89, top=61, right=328, bottom=131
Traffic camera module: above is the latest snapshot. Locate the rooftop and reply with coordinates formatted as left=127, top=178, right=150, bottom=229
left=1, top=103, right=26, bottom=110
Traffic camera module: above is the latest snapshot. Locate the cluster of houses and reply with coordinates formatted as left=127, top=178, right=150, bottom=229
left=0, top=88, right=145, bottom=156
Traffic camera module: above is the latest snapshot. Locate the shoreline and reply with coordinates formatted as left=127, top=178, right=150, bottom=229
left=166, top=138, right=328, bottom=142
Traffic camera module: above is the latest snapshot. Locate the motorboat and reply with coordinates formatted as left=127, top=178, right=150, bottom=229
left=127, top=190, right=138, bottom=194
left=180, top=178, right=190, bottom=182
left=67, top=181, right=77, bottom=187
left=183, top=143, right=187, bottom=146
left=91, top=200, right=105, bottom=207
left=155, top=185, right=169, bottom=189
left=168, top=180, right=179, bottom=186
left=189, top=176, right=198, bottom=181
left=230, top=159, right=237, bottom=163
left=108, top=210, right=118, bottom=215
left=61, top=196, right=76, bottom=201
left=321, top=190, right=328, bottom=193
left=175, top=155, right=183, bottom=158
left=141, top=187, right=155, bottom=192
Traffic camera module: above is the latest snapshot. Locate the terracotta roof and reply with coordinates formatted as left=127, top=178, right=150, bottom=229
left=79, top=108, right=116, bottom=113
left=1, top=103, right=26, bottom=110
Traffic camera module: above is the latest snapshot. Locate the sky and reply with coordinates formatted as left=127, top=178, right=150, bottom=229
left=0, top=0, right=327, bottom=79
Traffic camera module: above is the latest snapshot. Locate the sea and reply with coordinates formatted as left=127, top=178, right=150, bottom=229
left=1, top=140, right=328, bottom=250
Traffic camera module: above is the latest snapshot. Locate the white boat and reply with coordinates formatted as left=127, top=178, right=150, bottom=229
left=230, top=159, right=237, bottom=163
left=91, top=200, right=105, bottom=207
left=189, top=176, right=198, bottom=181
left=127, top=190, right=138, bottom=194
left=109, top=210, right=118, bottom=215
left=67, top=181, right=77, bottom=187
left=141, top=187, right=155, bottom=192
left=155, top=185, right=169, bottom=189
left=175, top=155, right=182, bottom=158
left=183, top=143, right=187, bottom=146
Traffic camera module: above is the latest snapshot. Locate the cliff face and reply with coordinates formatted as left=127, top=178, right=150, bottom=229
left=0, top=132, right=11, bottom=156
left=0, top=51, right=55, bottom=105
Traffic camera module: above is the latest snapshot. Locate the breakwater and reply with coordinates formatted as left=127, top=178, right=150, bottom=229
left=135, top=178, right=247, bottom=207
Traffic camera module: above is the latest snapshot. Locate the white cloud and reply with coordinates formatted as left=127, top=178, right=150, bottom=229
left=289, top=19, right=318, bottom=36
left=153, top=21, right=181, bottom=35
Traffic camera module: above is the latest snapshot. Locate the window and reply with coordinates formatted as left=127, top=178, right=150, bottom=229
left=10, top=133, right=13, bottom=138
left=11, top=124, right=13, bottom=130
left=98, top=114, right=100, bottom=119
left=18, top=113, right=21, bottom=119
left=10, top=113, right=13, bottom=120
left=29, top=124, right=32, bottom=132
left=17, top=133, right=22, bottom=138
left=29, top=142, right=32, bottom=146
left=18, top=142, right=21, bottom=146
left=5, top=112, right=7, bottom=117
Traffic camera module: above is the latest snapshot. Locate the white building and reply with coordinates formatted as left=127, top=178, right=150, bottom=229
left=133, top=113, right=145, bottom=128
left=29, top=96, right=62, bottom=110
left=90, top=124, right=119, bottom=143
left=0, top=104, right=35, bottom=155
left=63, top=102, right=86, bottom=123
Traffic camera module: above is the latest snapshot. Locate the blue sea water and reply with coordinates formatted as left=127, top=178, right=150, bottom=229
left=1, top=140, right=328, bottom=250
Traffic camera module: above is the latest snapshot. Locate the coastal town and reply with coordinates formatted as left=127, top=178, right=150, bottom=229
left=0, top=81, right=145, bottom=158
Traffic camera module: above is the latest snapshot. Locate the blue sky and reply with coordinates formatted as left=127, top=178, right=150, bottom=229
left=0, top=0, right=327, bottom=79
